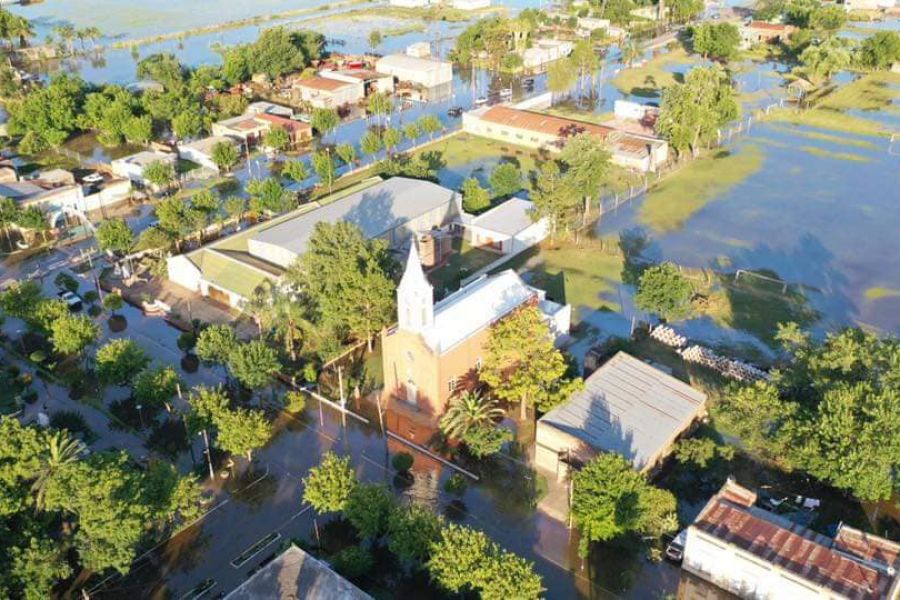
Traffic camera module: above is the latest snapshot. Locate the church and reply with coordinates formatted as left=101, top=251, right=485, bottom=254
left=380, top=242, right=571, bottom=420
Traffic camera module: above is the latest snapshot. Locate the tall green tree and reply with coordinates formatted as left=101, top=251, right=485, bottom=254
left=858, top=31, right=900, bottom=70
left=335, top=143, right=357, bottom=168
left=530, top=159, right=578, bottom=241
left=344, top=483, right=394, bottom=540
left=657, top=64, right=739, bottom=157
left=311, top=150, right=337, bottom=195
left=226, top=339, right=280, bottom=391
left=634, top=262, right=693, bottom=321
left=211, top=141, right=240, bottom=173
left=310, top=107, right=339, bottom=138
left=142, top=160, right=176, bottom=193
left=559, top=133, right=611, bottom=226
left=480, top=305, right=580, bottom=420
left=195, top=324, right=238, bottom=366
left=366, top=92, right=392, bottom=125
left=691, top=22, right=741, bottom=61
left=50, top=313, right=98, bottom=359
left=281, top=159, right=309, bottom=184
left=263, top=125, right=290, bottom=152
left=488, top=162, right=522, bottom=199
left=214, top=407, right=271, bottom=460
left=132, top=366, right=182, bottom=411
left=461, top=177, right=491, bottom=213
left=799, top=37, right=852, bottom=82
left=32, top=429, right=85, bottom=511
left=417, top=114, right=443, bottom=140
left=96, top=218, right=134, bottom=254
left=96, top=339, right=150, bottom=386
left=286, top=222, right=395, bottom=351
left=571, top=453, right=678, bottom=556
left=360, top=130, right=383, bottom=158
left=302, top=451, right=357, bottom=513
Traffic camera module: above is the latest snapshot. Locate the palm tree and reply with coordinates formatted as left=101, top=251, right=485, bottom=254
left=32, top=430, right=85, bottom=511
left=439, top=390, right=505, bottom=440
left=621, top=38, right=642, bottom=68
left=268, top=286, right=315, bottom=362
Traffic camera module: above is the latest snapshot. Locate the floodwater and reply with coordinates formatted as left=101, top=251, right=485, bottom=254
left=593, top=97, right=900, bottom=338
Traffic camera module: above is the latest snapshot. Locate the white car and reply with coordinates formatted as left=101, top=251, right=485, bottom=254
left=58, top=290, right=83, bottom=311
left=83, top=172, right=104, bottom=184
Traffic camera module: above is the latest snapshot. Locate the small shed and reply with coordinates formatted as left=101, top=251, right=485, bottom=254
left=536, top=351, right=707, bottom=478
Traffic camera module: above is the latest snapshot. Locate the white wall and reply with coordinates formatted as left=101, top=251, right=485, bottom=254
left=167, top=254, right=202, bottom=293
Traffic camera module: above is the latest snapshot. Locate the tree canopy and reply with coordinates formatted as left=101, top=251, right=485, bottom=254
left=302, top=451, right=357, bottom=513
left=571, top=453, right=678, bottom=556
left=691, top=22, right=741, bottom=61
left=716, top=326, right=900, bottom=501
left=286, top=221, right=395, bottom=352
left=634, top=262, right=693, bottom=321
left=480, top=305, right=580, bottom=419
left=96, top=217, right=134, bottom=254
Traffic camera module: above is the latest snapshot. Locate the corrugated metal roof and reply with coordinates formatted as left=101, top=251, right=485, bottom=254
left=470, top=197, right=536, bottom=236
left=539, top=352, right=706, bottom=470
left=250, top=177, right=457, bottom=258
left=693, top=481, right=900, bottom=600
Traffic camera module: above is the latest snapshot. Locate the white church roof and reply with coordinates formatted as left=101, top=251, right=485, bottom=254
left=422, top=270, right=541, bottom=354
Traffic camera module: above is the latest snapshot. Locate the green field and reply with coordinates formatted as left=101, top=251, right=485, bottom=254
left=638, top=144, right=766, bottom=232
left=611, top=47, right=696, bottom=96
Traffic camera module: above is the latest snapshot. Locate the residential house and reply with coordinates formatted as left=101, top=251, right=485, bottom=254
left=406, top=42, right=432, bottom=58
left=225, top=545, right=371, bottom=600
left=177, top=136, right=241, bottom=172
left=380, top=243, right=570, bottom=419
left=683, top=479, right=900, bottom=600
left=462, top=104, right=669, bottom=172
left=535, top=351, right=707, bottom=479
left=293, top=75, right=364, bottom=109
left=0, top=169, right=131, bottom=227
left=521, top=39, right=574, bottom=69
left=211, top=110, right=311, bottom=148
left=375, top=54, right=454, bottom=88
left=740, top=21, right=795, bottom=48
left=577, top=17, right=611, bottom=37
left=245, top=100, right=294, bottom=118
left=111, top=150, right=178, bottom=186
left=321, top=69, right=395, bottom=95
left=167, top=177, right=461, bottom=308
left=458, top=196, right=549, bottom=255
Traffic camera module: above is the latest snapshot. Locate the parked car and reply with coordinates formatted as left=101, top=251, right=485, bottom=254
left=82, top=172, right=104, bottom=184
left=447, top=106, right=463, bottom=117
left=499, top=88, right=512, bottom=98
left=665, top=529, right=687, bottom=563
left=58, top=290, right=83, bottom=312
left=474, top=96, right=488, bottom=106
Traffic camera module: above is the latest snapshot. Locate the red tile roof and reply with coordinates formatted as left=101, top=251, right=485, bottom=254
left=256, top=113, right=312, bottom=134
left=480, top=105, right=616, bottom=139
left=693, top=481, right=900, bottom=600
left=748, top=21, right=792, bottom=31
left=294, top=76, right=355, bottom=92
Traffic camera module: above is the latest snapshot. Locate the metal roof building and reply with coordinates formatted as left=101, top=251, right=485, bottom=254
left=536, top=351, right=707, bottom=475
left=225, top=545, right=371, bottom=600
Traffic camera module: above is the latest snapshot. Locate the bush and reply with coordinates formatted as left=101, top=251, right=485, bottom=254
left=177, top=331, right=197, bottom=353
left=443, top=473, right=468, bottom=496
left=83, top=290, right=99, bottom=304
left=284, top=390, right=306, bottom=413
left=331, top=545, right=374, bottom=579
left=391, top=451, right=414, bottom=473
left=50, top=410, right=93, bottom=440
left=87, top=305, right=102, bottom=317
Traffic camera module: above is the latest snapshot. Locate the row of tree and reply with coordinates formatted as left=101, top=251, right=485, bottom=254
left=0, top=418, right=202, bottom=598
left=301, top=451, right=544, bottom=598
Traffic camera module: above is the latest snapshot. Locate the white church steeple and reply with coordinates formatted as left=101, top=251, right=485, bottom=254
left=397, top=240, right=433, bottom=333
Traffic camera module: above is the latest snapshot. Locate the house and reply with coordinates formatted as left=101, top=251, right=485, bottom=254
left=452, top=0, right=491, bottom=9
left=245, top=100, right=294, bottom=118
left=462, top=104, right=669, bottom=172
left=111, top=150, right=178, bottom=186
left=843, top=0, right=895, bottom=10
left=375, top=54, right=454, bottom=88
left=0, top=170, right=131, bottom=227
left=459, top=196, right=549, bottom=255
left=211, top=110, right=312, bottom=147
left=577, top=17, right=611, bottom=36
left=167, top=177, right=461, bottom=308
left=521, top=39, right=574, bottom=69
left=177, top=136, right=240, bottom=172
left=406, top=42, right=432, bottom=58
left=225, top=545, right=371, bottom=600
left=740, top=21, right=795, bottom=48
left=535, top=352, right=707, bottom=478
left=293, top=75, right=364, bottom=109
left=321, top=69, right=394, bottom=95
left=683, top=479, right=900, bottom=600
left=381, top=243, right=570, bottom=418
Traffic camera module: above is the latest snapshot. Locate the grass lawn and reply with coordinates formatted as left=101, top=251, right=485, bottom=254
left=704, top=271, right=819, bottom=349
left=428, top=238, right=500, bottom=296
left=412, top=132, right=542, bottom=173
left=765, top=123, right=879, bottom=149
left=766, top=73, right=899, bottom=137
left=543, top=105, right=614, bottom=125
left=818, top=71, right=900, bottom=112
left=495, top=241, right=625, bottom=321
left=611, top=47, right=696, bottom=97
left=638, top=144, right=766, bottom=232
